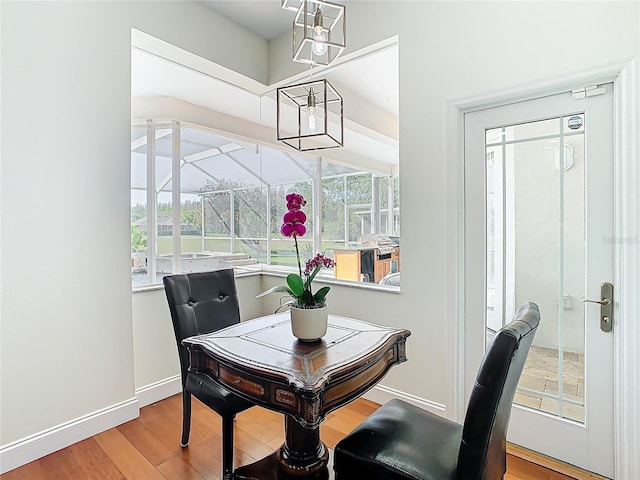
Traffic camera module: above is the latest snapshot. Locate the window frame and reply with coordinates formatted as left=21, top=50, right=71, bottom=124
left=131, top=121, right=399, bottom=289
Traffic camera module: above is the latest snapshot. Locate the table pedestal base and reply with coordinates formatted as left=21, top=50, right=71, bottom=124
left=233, top=449, right=333, bottom=480
left=233, top=416, right=332, bottom=480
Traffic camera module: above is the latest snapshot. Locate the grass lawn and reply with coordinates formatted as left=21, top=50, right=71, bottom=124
left=155, top=235, right=345, bottom=266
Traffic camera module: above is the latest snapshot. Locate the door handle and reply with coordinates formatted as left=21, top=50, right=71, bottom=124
left=581, top=282, right=613, bottom=332
left=583, top=298, right=610, bottom=306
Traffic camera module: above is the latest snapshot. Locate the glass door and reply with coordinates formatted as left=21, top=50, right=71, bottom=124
left=464, top=85, right=614, bottom=477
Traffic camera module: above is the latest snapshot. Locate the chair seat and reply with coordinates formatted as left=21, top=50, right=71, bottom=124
left=334, top=399, right=461, bottom=480
left=186, top=372, right=254, bottom=416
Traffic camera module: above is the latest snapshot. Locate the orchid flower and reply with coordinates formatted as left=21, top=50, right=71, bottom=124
left=256, top=192, right=336, bottom=310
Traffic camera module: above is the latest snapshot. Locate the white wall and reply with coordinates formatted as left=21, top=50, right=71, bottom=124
left=1, top=0, right=638, bottom=472
left=0, top=0, right=266, bottom=458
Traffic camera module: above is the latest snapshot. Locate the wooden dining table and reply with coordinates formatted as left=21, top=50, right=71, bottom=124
left=182, top=312, right=411, bottom=479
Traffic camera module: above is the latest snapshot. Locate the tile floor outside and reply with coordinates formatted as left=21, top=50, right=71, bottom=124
left=514, top=344, right=585, bottom=423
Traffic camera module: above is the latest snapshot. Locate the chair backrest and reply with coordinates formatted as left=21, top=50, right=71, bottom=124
left=163, top=269, right=241, bottom=384
left=457, top=302, right=540, bottom=480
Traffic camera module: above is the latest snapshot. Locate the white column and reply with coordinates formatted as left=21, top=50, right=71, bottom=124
left=171, top=121, right=181, bottom=274
left=146, top=120, right=157, bottom=284
left=314, top=157, right=322, bottom=253
left=387, top=173, right=394, bottom=235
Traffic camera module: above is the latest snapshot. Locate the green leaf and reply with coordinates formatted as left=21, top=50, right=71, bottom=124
left=255, top=285, right=294, bottom=299
left=286, top=274, right=305, bottom=297
left=313, top=286, right=331, bottom=303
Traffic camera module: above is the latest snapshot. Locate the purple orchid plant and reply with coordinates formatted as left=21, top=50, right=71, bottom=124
left=257, top=193, right=335, bottom=309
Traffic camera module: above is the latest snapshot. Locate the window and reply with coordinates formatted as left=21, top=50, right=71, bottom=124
left=131, top=121, right=400, bottom=288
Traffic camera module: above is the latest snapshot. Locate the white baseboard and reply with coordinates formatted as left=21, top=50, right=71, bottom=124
left=0, top=397, right=139, bottom=475
left=0, top=376, right=181, bottom=474
left=0, top=377, right=443, bottom=475
left=363, top=384, right=447, bottom=415
left=135, top=374, right=182, bottom=408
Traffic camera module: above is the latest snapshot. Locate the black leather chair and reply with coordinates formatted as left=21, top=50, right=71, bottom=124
left=334, top=302, right=540, bottom=480
left=163, top=269, right=254, bottom=478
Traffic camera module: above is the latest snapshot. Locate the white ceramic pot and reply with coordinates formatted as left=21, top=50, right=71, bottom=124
left=289, top=304, right=328, bottom=342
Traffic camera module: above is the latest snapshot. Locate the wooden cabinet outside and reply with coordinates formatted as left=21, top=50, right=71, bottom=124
left=333, top=249, right=362, bottom=282
left=334, top=247, right=399, bottom=283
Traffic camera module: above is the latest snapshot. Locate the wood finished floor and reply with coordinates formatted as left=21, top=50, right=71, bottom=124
left=1, top=394, right=592, bottom=480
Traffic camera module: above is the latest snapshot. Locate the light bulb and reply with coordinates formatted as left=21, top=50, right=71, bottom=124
left=307, top=106, right=317, bottom=131
left=312, top=30, right=327, bottom=56
left=306, top=89, right=318, bottom=132
left=311, top=8, right=327, bottom=56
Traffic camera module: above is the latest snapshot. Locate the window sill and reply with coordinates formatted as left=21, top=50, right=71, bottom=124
left=132, top=268, right=400, bottom=294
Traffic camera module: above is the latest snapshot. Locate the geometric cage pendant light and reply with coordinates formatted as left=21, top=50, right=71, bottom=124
left=277, top=78, right=343, bottom=151
left=293, top=0, right=346, bottom=66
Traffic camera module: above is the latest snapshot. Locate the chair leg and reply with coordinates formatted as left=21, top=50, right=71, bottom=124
left=180, top=390, right=192, bottom=447
left=221, top=414, right=235, bottom=477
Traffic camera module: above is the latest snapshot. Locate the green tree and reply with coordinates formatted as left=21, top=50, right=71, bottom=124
left=131, top=225, right=147, bottom=252
left=131, top=203, right=146, bottom=222
left=181, top=203, right=201, bottom=232
left=201, top=179, right=269, bottom=256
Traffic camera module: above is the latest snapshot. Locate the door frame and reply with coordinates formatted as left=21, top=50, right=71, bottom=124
left=444, top=58, right=639, bottom=478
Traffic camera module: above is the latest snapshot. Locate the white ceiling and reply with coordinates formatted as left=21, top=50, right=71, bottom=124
left=200, top=0, right=297, bottom=40
left=132, top=48, right=261, bottom=122
left=194, top=0, right=399, bottom=117
left=131, top=46, right=398, bottom=167
left=132, top=46, right=398, bottom=118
